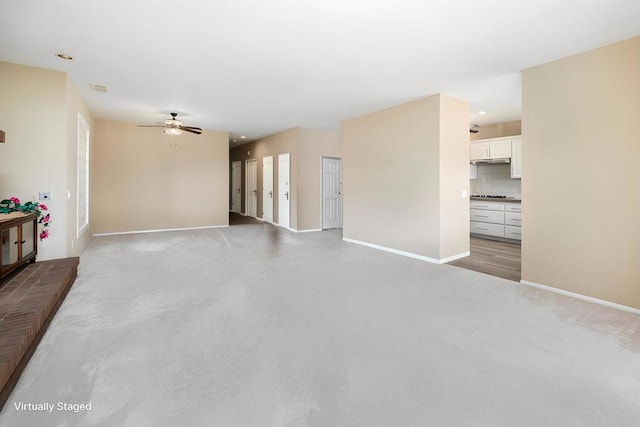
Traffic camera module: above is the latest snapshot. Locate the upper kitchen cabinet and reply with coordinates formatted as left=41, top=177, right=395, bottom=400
left=469, top=137, right=513, bottom=161
left=470, top=142, right=490, bottom=160
left=510, top=137, right=522, bottom=178
left=489, top=139, right=511, bottom=158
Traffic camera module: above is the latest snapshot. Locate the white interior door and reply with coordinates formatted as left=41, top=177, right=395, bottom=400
left=278, top=153, right=290, bottom=229
left=246, top=159, right=258, bottom=218
left=231, top=161, right=242, bottom=213
left=262, top=156, right=274, bottom=223
left=322, top=157, right=342, bottom=229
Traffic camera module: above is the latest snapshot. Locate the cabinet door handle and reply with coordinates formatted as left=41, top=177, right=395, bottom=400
left=20, top=240, right=26, bottom=244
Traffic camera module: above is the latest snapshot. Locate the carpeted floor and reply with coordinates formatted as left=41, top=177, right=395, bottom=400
left=1, top=223, right=639, bottom=426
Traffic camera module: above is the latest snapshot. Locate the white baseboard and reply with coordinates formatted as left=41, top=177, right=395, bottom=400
left=93, top=225, right=228, bottom=237
left=343, top=237, right=468, bottom=265
left=440, top=251, right=471, bottom=263
left=291, top=228, right=322, bottom=233
left=521, top=280, right=640, bottom=316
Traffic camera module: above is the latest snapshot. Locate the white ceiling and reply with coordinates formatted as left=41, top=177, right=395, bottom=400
left=1, top=0, right=639, bottom=146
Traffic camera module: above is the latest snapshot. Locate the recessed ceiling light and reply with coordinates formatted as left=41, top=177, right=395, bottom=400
left=478, top=111, right=486, bottom=115
left=56, top=53, right=73, bottom=60
left=240, top=136, right=246, bottom=139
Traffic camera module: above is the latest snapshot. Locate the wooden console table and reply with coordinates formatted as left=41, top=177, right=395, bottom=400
left=0, top=212, right=37, bottom=279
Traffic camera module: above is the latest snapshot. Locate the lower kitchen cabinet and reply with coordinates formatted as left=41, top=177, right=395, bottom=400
left=505, top=225, right=522, bottom=240
left=470, top=200, right=521, bottom=241
left=471, top=221, right=505, bottom=237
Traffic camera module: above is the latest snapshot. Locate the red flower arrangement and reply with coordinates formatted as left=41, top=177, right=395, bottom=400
left=0, top=197, right=51, bottom=241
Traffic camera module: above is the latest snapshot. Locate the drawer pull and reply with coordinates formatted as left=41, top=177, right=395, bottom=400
left=475, top=215, right=489, bottom=218
left=477, top=228, right=489, bottom=231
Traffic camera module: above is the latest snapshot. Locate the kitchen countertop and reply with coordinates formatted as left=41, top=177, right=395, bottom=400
left=470, top=197, right=521, bottom=203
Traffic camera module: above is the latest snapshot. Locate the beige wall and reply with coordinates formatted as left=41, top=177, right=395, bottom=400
left=342, top=94, right=469, bottom=261
left=522, top=36, right=640, bottom=309
left=439, top=95, right=472, bottom=258
left=470, top=120, right=521, bottom=141
left=0, top=62, right=93, bottom=260
left=91, top=120, right=228, bottom=234
left=229, top=127, right=341, bottom=231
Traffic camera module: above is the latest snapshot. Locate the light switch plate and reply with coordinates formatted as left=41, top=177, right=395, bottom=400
left=39, top=191, right=51, bottom=201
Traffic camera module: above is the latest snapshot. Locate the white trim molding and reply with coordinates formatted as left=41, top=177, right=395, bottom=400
left=343, top=237, right=469, bottom=265
left=93, top=225, right=229, bottom=237
left=274, top=222, right=322, bottom=233
left=291, top=228, right=322, bottom=233
left=439, top=251, right=471, bottom=264
left=521, top=280, right=640, bottom=316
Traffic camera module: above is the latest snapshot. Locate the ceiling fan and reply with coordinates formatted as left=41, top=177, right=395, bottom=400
left=138, top=112, right=202, bottom=135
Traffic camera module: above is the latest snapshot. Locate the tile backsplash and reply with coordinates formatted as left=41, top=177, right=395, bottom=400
left=471, top=163, right=521, bottom=197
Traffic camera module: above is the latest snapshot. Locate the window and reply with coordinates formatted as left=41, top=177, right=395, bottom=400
left=77, top=114, right=90, bottom=237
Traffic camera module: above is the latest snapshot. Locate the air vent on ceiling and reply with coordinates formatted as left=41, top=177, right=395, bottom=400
left=90, top=83, right=108, bottom=93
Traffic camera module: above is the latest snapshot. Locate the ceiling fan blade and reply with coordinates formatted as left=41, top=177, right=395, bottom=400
left=180, top=126, right=203, bottom=132
left=181, top=127, right=202, bottom=135
left=137, top=125, right=165, bottom=128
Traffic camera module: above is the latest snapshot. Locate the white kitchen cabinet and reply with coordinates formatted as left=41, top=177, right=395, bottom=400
left=505, top=225, right=522, bottom=240
left=470, top=201, right=505, bottom=211
left=511, top=137, right=522, bottom=178
left=471, top=209, right=505, bottom=224
left=470, top=201, right=521, bottom=241
left=504, top=212, right=521, bottom=226
left=504, top=203, right=521, bottom=213
left=470, top=142, right=490, bottom=160
left=470, top=201, right=505, bottom=238
left=471, top=222, right=505, bottom=237
left=489, top=140, right=512, bottom=158
left=470, top=163, right=477, bottom=179
left=469, top=137, right=514, bottom=161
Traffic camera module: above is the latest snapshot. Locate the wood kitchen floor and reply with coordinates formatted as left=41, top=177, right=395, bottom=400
left=448, top=237, right=521, bottom=282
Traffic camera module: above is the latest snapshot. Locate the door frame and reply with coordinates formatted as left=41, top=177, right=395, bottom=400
left=322, top=156, right=343, bottom=230
left=278, top=153, right=291, bottom=229
left=231, top=161, right=242, bottom=214
left=262, top=156, right=274, bottom=223
left=245, top=159, right=258, bottom=218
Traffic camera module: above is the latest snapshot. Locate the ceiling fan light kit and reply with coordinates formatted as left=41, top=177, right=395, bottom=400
left=137, top=112, right=203, bottom=136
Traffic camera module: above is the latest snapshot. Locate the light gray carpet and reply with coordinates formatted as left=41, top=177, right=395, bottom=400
left=1, top=224, right=639, bottom=426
